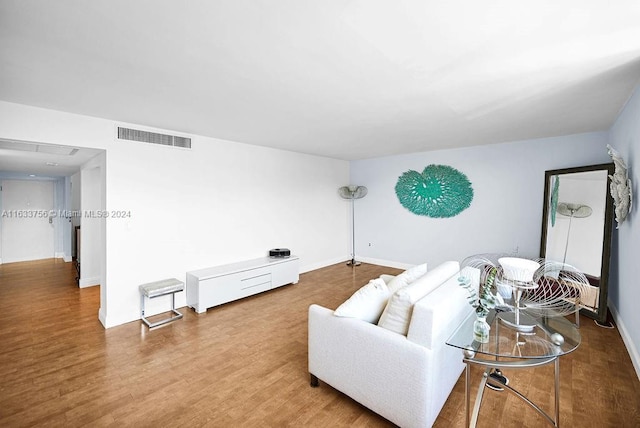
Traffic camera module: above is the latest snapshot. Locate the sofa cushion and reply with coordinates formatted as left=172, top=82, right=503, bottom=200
left=378, top=261, right=460, bottom=335
left=334, top=277, right=391, bottom=323
left=386, top=263, right=428, bottom=293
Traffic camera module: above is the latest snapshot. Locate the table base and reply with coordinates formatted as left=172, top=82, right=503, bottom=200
left=464, top=357, right=560, bottom=427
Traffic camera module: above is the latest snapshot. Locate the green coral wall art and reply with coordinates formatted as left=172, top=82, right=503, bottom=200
left=550, top=175, right=559, bottom=226
left=395, top=164, right=474, bottom=218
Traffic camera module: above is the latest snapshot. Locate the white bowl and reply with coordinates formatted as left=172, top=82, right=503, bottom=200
left=498, top=257, right=540, bottom=282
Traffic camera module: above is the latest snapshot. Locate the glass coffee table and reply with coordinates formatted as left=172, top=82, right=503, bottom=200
left=446, top=309, right=581, bottom=427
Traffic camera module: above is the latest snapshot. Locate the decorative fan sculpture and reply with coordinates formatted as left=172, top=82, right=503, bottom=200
left=459, top=254, right=588, bottom=330
left=395, top=164, right=473, bottom=218
left=522, top=259, right=589, bottom=323
left=606, top=144, right=633, bottom=228
left=338, top=185, right=368, bottom=266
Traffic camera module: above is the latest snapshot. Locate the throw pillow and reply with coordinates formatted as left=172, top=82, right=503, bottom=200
left=386, top=263, right=428, bottom=293
left=378, top=261, right=460, bottom=335
left=334, top=277, right=391, bottom=323
left=379, top=274, right=396, bottom=285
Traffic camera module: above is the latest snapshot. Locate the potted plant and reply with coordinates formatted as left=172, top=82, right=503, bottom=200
left=458, top=266, right=498, bottom=342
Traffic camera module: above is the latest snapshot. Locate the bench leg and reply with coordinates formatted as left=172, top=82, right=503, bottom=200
left=140, top=293, right=183, bottom=329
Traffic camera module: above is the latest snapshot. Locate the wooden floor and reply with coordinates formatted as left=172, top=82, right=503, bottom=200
left=0, top=259, right=638, bottom=427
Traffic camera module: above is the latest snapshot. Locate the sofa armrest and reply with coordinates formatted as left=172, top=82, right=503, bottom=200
left=407, top=268, right=477, bottom=350
left=309, top=304, right=425, bottom=375
left=308, top=304, right=435, bottom=428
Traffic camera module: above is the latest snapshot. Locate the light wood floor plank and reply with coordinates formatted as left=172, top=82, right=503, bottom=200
left=0, top=259, right=638, bottom=427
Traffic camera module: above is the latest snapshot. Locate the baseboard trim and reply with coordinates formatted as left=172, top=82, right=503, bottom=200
left=79, top=277, right=100, bottom=288
left=608, top=303, right=640, bottom=380
left=300, top=256, right=413, bottom=273
left=357, top=257, right=413, bottom=270
left=55, top=252, right=65, bottom=259
left=0, top=255, right=53, bottom=264
left=63, top=255, right=72, bottom=263
left=300, top=257, right=350, bottom=274
left=98, top=307, right=107, bottom=328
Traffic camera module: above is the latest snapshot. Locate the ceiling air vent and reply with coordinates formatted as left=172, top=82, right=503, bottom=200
left=117, top=127, right=191, bottom=149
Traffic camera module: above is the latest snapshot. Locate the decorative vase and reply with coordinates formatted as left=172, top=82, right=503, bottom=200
left=474, top=315, right=491, bottom=343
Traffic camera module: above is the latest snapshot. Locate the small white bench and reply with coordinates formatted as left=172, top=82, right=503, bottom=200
left=139, top=278, right=184, bottom=328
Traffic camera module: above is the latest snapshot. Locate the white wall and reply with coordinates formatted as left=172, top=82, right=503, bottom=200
left=0, top=101, right=350, bottom=328
left=60, top=176, right=73, bottom=262
left=608, top=85, right=640, bottom=378
left=0, top=179, right=55, bottom=263
left=53, top=177, right=66, bottom=260
left=79, top=163, right=102, bottom=288
left=0, top=176, right=71, bottom=263
left=70, top=171, right=81, bottom=259
left=0, top=180, right=3, bottom=263
left=350, top=132, right=611, bottom=268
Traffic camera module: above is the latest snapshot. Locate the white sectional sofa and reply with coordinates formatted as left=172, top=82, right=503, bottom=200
left=308, top=261, right=476, bottom=428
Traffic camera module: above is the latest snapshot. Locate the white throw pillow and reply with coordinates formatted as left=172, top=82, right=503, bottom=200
left=378, top=261, right=460, bottom=335
left=334, top=277, right=391, bottom=323
left=386, top=263, right=428, bottom=293
left=379, top=274, right=396, bottom=285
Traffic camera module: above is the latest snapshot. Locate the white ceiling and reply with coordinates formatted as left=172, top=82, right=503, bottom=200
left=0, top=139, right=103, bottom=177
left=1, top=1, right=640, bottom=161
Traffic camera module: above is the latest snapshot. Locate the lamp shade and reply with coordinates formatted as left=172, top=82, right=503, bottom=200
left=557, top=202, right=592, bottom=218
left=498, top=257, right=540, bottom=282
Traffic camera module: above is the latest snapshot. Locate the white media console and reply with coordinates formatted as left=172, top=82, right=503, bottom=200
left=186, top=256, right=299, bottom=313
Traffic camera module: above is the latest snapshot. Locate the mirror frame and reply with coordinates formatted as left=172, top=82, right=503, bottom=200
left=540, top=163, right=615, bottom=324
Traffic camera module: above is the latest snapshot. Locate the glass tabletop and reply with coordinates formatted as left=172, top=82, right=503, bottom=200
left=446, top=309, right=581, bottom=360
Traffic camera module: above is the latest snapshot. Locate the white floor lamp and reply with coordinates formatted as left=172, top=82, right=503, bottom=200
left=557, top=202, right=592, bottom=265
left=339, top=185, right=368, bottom=266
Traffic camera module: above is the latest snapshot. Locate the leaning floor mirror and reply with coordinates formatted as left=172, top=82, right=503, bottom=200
left=540, top=163, right=615, bottom=324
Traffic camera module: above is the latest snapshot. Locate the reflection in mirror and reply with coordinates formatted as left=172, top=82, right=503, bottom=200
left=540, top=163, right=615, bottom=324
